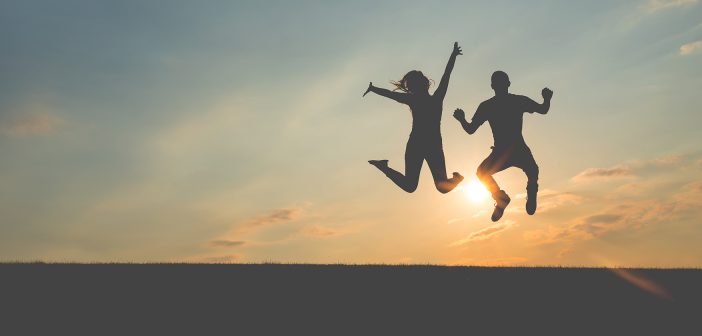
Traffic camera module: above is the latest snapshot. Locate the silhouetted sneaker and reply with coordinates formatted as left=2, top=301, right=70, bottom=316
left=368, top=159, right=388, bottom=169
left=491, top=190, right=510, bottom=222
left=526, top=187, right=538, bottom=215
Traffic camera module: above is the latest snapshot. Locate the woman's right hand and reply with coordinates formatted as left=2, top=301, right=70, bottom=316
left=363, top=82, right=373, bottom=97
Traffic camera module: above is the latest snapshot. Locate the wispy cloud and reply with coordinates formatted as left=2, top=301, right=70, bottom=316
left=573, top=153, right=701, bottom=183
left=207, top=206, right=305, bottom=249
left=209, top=240, right=246, bottom=247
left=526, top=179, right=702, bottom=246
left=571, top=152, right=702, bottom=182
left=557, top=247, right=574, bottom=258
left=512, top=190, right=584, bottom=213
left=1, top=98, right=64, bottom=137
left=450, top=220, right=517, bottom=246
left=571, top=213, right=625, bottom=236
left=526, top=204, right=656, bottom=244
left=680, top=40, right=702, bottom=55
left=642, top=0, right=698, bottom=13
left=295, top=224, right=348, bottom=239
left=673, top=180, right=702, bottom=205
left=571, top=166, right=634, bottom=182
left=539, top=192, right=584, bottom=212
left=0, top=112, right=63, bottom=137
left=472, top=209, right=488, bottom=218
left=247, top=207, right=303, bottom=228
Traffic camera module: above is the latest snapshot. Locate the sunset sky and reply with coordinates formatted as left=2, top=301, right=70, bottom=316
left=1, top=0, right=701, bottom=266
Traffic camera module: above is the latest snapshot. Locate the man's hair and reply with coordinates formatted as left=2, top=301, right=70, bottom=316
left=491, top=71, right=509, bottom=84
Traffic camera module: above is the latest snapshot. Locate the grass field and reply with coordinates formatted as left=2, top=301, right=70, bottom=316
left=1, top=263, right=700, bottom=334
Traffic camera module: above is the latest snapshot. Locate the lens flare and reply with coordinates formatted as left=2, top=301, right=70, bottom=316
left=464, top=180, right=490, bottom=202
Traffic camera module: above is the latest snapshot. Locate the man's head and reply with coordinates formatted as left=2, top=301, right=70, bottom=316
left=491, top=71, right=510, bottom=94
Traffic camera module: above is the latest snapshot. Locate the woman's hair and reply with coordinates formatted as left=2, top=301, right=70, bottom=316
left=391, top=70, right=432, bottom=94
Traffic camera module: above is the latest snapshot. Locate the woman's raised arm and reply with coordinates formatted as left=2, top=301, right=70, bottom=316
left=434, top=42, right=462, bottom=100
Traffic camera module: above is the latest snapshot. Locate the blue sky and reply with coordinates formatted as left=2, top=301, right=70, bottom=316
left=1, top=0, right=701, bottom=265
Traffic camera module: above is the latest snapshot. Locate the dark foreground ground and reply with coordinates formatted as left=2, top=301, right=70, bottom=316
left=1, top=264, right=701, bottom=335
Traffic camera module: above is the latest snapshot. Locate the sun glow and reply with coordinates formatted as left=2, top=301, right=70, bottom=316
left=464, top=180, right=490, bottom=202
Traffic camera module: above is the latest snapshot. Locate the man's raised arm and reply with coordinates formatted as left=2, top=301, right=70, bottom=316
left=453, top=107, right=484, bottom=135
left=524, top=88, right=553, bottom=114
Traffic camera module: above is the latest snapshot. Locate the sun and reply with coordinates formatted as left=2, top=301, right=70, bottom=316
left=463, top=179, right=490, bottom=202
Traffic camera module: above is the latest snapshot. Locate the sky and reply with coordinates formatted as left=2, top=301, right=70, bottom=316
left=1, top=0, right=701, bottom=266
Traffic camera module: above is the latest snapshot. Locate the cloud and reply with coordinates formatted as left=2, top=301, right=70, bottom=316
left=1, top=98, right=64, bottom=137
left=571, top=153, right=698, bottom=183
left=530, top=204, right=653, bottom=244
left=680, top=40, right=702, bottom=55
left=624, top=0, right=698, bottom=30
left=557, top=247, right=574, bottom=258
left=295, top=224, right=347, bottom=239
left=672, top=180, right=702, bottom=205
left=571, top=166, right=634, bottom=182
left=583, top=214, right=622, bottom=224
left=207, top=206, right=304, bottom=250
left=642, top=0, right=698, bottom=13
left=0, top=112, right=63, bottom=137
left=209, top=240, right=246, bottom=247
left=450, top=220, right=517, bottom=246
left=513, top=190, right=584, bottom=213
left=540, top=192, right=584, bottom=212
left=526, top=180, right=702, bottom=245
left=472, top=210, right=488, bottom=218
left=652, top=155, right=684, bottom=165
left=571, top=214, right=624, bottom=236
left=247, top=207, right=303, bottom=228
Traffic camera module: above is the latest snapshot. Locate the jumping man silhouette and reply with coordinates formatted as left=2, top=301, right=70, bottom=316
left=454, top=71, right=553, bottom=221
left=363, top=42, right=465, bottom=193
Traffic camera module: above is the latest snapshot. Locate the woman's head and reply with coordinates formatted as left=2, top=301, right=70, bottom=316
left=392, top=70, right=431, bottom=94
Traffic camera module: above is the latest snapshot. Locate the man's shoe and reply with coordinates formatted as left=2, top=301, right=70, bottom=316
left=491, top=190, right=511, bottom=222
left=526, top=184, right=538, bottom=215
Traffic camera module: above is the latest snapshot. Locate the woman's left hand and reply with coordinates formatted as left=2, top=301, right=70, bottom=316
left=452, top=42, right=463, bottom=57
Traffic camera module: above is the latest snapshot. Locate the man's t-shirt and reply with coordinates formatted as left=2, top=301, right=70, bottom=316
left=471, top=93, right=540, bottom=150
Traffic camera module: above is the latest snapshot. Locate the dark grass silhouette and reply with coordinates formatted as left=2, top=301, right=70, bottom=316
left=2, top=263, right=701, bottom=334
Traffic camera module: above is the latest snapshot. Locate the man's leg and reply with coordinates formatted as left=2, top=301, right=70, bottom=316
left=477, top=150, right=512, bottom=221
left=515, top=150, right=539, bottom=215
left=476, top=150, right=511, bottom=196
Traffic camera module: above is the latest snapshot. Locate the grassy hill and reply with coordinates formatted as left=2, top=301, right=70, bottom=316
left=1, top=263, right=700, bottom=334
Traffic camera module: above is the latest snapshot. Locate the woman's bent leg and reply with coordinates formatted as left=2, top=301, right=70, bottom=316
left=426, top=141, right=462, bottom=194
left=370, top=138, right=423, bottom=193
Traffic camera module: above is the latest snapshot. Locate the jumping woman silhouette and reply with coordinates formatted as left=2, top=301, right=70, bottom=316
left=363, top=42, right=464, bottom=193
